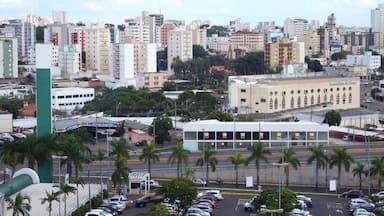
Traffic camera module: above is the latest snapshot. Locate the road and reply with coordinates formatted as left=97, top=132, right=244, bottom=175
left=119, top=189, right=349, bottom=216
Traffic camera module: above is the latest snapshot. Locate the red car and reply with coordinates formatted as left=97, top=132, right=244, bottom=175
left=192, top=199, right=215, bottom=209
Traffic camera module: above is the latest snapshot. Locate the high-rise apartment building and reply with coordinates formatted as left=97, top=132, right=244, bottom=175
left=327, top=13, right=337, bottom=43
left=207, top=34, right=230, bottom=53
left=264, top=38, right=304, bottom=69
left=340, top=31, right=368, bottom=54
left=304, top=31, right=320, bottom=57
left=192, top=29, right=207, bottom=48
left=84, top=25, right=110, bottom=74
left=230, top=31, right=264, bottom=52
left=4, top=20, right=35, bottom=62
left=371, top=3, right=384, bottom=33
left=0, top=36, right=17, bottom=78
left=283, top=18, right=309, bottom=41
left=59, top=44, right=82, bottom=78
left=52, top=10, right=66, bottom=24
left=44, top=24, right=69, bottom=47
left=160, top=23, right=175, bottom=48
left=167, top=28, right=193, bottom=71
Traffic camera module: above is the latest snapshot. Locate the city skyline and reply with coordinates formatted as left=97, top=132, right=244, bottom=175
left=0, top=0, right=383, bottom=27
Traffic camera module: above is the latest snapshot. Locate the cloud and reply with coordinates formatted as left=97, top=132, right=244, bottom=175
left=0, top=0, right=24, bottom=8
left=84, top=2, right=104, bottom=11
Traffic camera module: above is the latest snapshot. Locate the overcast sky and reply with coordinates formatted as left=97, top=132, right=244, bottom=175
left=0, top=0, right=382, bottom=26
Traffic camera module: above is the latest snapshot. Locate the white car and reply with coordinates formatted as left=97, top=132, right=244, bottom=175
left=109, top=201, right=126, bottom=212
left=187, top=207, right=210, bottom=216
left=244, top=197, right=256, bottom=212
left=11, top=133, right=26, bottom=139
left=192, top=203, right=213, bottom=214
left=109, top=195, right=127, bottom=203
left=140, top=179, right=161, bottom=189
left=372, top=191, right=384, bottom=199
left=289, top=208, right=312, bottom=216
left=198, top=190, right=224, bottom=200
left=353, top=208, right=375, bottom=216
left=296, top=195, right=313, bottom=207
left=89, top=209, right=113, bottom=216
left=192, top=178, right=207, bottom=187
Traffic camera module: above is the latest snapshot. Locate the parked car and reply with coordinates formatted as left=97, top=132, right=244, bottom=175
left=289, top=208, right=312, bottom=216
left=99, top=203, right=122, bottom=214
left=108, top=201, right=126, bottom=212
left=135, top=140, right=147, bottom=146
left=140, top=179, right=161, bottom=189
left=197, top=194, right=218, bottom=202
left=135, top=195, right=164, bottom=207
left=372, top=191, right=384, bottom=199
left=349, top=198, right=375, bottom=212
left=296, top=195, right=313, bottom=208
left=244, top=197, right=256, bottom=212
left=97, top=206, right=118, bottom=216
left=108, top=195, right=134, bottom=208
left=192, top=178, right=207, bottom=187
left=192, top=199, right=215, bottom=209
left=186, top=207, right=210, bottom=216
left=198, top=190, right=224, bottom=200
left=11, top=133, right=26, bottom=139
left=353, top=208, right=375, bottom=216
left=89, top=209, right=112, bottom=216
left=340, top=190, right=364, bottom=198
left=192, top=203, right=213, bottom=214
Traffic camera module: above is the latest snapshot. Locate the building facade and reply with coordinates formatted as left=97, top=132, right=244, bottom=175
left=264, top=38, right=305, bottom=69
left=303, top=31, right=320, bottom=57
left=4, top=20, right=35, bottom=62
left=228, top=73, right=360, bottom=114
left=207, top=34, right=230, bottom=53
left=0, top=36, right=17, bottom=78
left=84, top=25, right=110, bottom=74
left=372, top=3, right=384, bottom=33
left=51, top=87, right=95, bottom=112
left=283, top=18, right=309, bottom=40
left=136, top=72, right=170, bottom=89
left=192, top=29, right=207, bottom=48
left=167, top=28, right=193, bottom=71
left=183, top=120, right=329, bottom=152
left=230, top=31, right=264, bottom=52
left=160, top=23, right=175, bottom=48
left=59, top=44, right=82, bottom=78
left=346, top=51, right=381, bottom=70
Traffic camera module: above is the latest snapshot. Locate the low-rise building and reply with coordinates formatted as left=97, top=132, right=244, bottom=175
left=0, top=111, right=12, bottom=132
left=51, top=87, right=95, bottom=113
left=183, top=120, right=329, bottom=152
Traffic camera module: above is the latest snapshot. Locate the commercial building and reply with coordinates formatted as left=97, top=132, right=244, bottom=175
left=0, top=36, right=17, bottom=78
left=283, top=18, right=309, bottom=40
left=264, top=38, right=305, bottom=70
left=346, top=51, right=381, bottom=70
left=340, top=31, right=369, bottom=54
left=228, top=73, right=360, bottom=114
left=84, top=24, right=110, bottom=74
left=136, top=72, right=170, bottom=89
left=230, top=31, right=264, bottom=52
left=183, top=120, right=329, bottom=152
left=51, top=87, right=95, bottom=113
left=167, top=28, right=193, bottom=71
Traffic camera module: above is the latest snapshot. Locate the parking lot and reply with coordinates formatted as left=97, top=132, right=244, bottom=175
left=120, top=191, right=350, bottom=216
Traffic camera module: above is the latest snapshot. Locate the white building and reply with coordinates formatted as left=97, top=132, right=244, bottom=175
left=167, top=28, right=193, bottom=71
left=110, top=43, right=156, bottom=83
left=346, top=51, right=381, bottom=70
left=52, top=10, right=66, bottom=24
left=372, top=3, right=384, bottom=33
left=283, top=18, right=309, bottom=41
left=59, top=44, right=82, bottom=79
left=44, top=24, right=69, bottom=47
left=207, top=34, right=230, bottom=53
left=183, top=120, right=329, bottom=152
left=51, top=87, right=95, bottom=113
left=0, top=36, right=17, bottom=78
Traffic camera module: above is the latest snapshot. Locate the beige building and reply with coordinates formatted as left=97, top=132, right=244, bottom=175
left=0, top=111, right=12, bottom=133
left=136, top=72, right=170, bottom=89
left=84, top=25, right=110, bottom=74
left=230, top=31, right=264, bottom=51
left=373, top=32, right=384, bottom=48
left=264, top=38, right=305, bottom=69
left=303, top=32, right=320, bottom=57
left=228, top=73, right=360, bottom=114
left=167, top=28, right=193, bottom=71
left=192, top=29, right=207, bottom=48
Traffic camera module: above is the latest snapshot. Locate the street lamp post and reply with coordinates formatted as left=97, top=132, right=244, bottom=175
left=52, top=155, right=68, bottom=216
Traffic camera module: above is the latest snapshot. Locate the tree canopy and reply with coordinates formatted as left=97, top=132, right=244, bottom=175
left=331, top=50, right=349, bottom=61
left=156, top=178, right=197, bottom=211
left=231, top=51, right=265, bottom=75
left=323, top=110, right=342, bottom=126
left=253, top=188, right=297, bottom=214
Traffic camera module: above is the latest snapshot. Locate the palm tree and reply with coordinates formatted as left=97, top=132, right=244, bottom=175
left=0, top=140, right=23, bottom=176
left=40, top=190, right=59, bottom=216
left=307, top=145, right=327, bottom=191
left=184, top=167, right=195, bottom=179
left=58, top=133, right=91, bottom=181
left=139, top=142, right=160, bottom=175
left=18, top=133, right=37, bottom=169
left=168, top=141, right=191, bottom=178
left=111, top=156, right=130, bottom=191
left=228, top=153, right=246, bottom=187
left=329, top=146, right=354, bottom=189
left=246, top=142, right=271, bottom=186
left=71, top=176, right=84, bottom=208
left=6, top=193, right=31, bottom=216
left=279, top=147, right=300, bottom=187
left=54, top=182, right=76, bottom=216
left=352, top=162, right=367, bottom=190
left=196, top=145, right=218, bottom=185
left=370, top=156, right=384, bottom=190
left=109, top=138, right=130, bottom=159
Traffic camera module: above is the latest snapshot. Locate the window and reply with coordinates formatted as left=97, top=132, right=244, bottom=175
left=240, top=98, right=246, bottom=102
left=311, top=96, right=314, bottom=105
left=269, top=99, right=273, bottom=109
left=330, top=94, right=334, bottom=104
left=348, top=93, right=352, bottom=103
left=282, top=97, right=286, bottom=109
left=240, top=89, right=246, bottom=93
left=290, top=97, right=294, bottom=109
left=342, top=93, right=346, bottom=104
left=304, top=96, right=308, bottom=106
left=58, top=96, right=64, bottom=99
left=324, top=94, right=327, bottom=103
left=297, top=96, right=301, bottom=108
left=274, top=98, right=278, bottom=109
left=336, top=94, right=340, bottom=104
